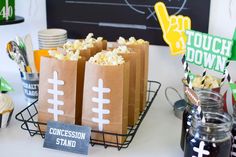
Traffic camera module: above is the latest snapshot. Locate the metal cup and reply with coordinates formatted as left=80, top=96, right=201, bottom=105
left=20, top=72, right=39, bottom=105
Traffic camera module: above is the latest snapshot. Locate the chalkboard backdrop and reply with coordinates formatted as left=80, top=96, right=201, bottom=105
left=46, top=0, right=211, bottom=45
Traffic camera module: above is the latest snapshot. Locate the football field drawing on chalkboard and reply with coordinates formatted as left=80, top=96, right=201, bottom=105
left=46, top=0, right=211, bottom=45
left=63, top=0, right=188, bottom=30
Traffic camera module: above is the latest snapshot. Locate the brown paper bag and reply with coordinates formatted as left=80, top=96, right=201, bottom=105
left=75, top=57, right=86, bottom=125
left=89, top=45, right=99, bottom=57
left=94, top=41, right=103, bottom=52
left=127, top=43, right=149, bottom=112
left=102, top=40, right=108, bottom=50
left=38, top=57, right=85, bottom=131
left=118, top=52, right=140, bottom=126
left=80, top=49, right=92, bottom=61
left=88, top=41, right=103, bottom=57
left=79, top=39, right=99, bottom=57
left=82, top=62, right=129, bottom=143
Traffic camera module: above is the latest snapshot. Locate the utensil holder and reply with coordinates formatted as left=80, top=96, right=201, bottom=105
left=20, top=72, right=39, bottom=105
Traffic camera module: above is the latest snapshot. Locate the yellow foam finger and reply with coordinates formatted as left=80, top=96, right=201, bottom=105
left=170, top=16, right=177, bottom=24
left=154, top=2, right=170, bottom=34
left=176, top=15, right=184, bottom=31
left=169, top=16, right=178, bottom=31
left=183, top=17, right=191, bottom=30
left=169, top=23, right=178, bottom=33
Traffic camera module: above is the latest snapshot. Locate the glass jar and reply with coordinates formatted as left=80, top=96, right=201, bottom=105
left=231, top=105, right=236, bottom=156
left=180, top=90, right=224, bottom=150
left=184, top=111, right=232, bottom=157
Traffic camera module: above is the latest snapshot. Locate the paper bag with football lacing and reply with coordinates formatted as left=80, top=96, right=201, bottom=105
left=38, top=57, right=85, bottom=131
left=82, top=62, right=129, bottom=143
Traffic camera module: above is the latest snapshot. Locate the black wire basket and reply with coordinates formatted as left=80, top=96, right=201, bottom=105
left=15, top=81, right=161, bottom=150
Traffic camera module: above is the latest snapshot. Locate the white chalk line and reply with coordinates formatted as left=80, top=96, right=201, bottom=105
left=64, top=0, right=189, bottom=10
left=62, top=20, right=161, bottom=30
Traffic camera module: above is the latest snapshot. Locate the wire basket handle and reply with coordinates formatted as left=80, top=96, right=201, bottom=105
left=165, top=87, right=183, bottom=107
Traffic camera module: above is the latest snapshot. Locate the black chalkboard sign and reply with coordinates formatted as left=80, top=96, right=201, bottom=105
left=44, top=121, right=91, bottom=155
left=46, top=0, right=211, bottom=45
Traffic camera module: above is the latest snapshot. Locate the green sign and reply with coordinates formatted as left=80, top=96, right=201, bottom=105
left=0, top=0, right=15, bottom=21
left=229, top=83, right=236, bottom=101
left=0, top=77, right=13, bottom=92
left=230, top=29, right=236, bottom=61
left=185, top=30, right=233, bottom=73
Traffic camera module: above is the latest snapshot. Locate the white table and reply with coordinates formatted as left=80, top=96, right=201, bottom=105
left=0, top=73, right=183, bottom=157
left=0, top=68, right=185, bottom=157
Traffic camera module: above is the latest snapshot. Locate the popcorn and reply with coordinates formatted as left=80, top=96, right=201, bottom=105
left=48, top=48, right=81, bottom=61
left=82, top=42, right=94, bottom=49
left=128, top=37, right=137, bottom=44
left=63, top=34, right=103, bottom=53
left=203, top=75, right=220, bottom=89
left=85, top=33, right=94, bottom=41
left=63, top=40, right=87, bottom=52
left=117, top=37, right=126, bottom=45
left=85, top=33, right=103, bottom=43
left=53, top=33, right=104, bottom=61
left=48, top=50, right=56, bottom=57
left=192, top=77, right=204, bottom=88
left=117, top=36, right=148, bottom=45
left=68, top=50, right=80, bottom=61
left=63, top=41, right=74, bottom=52
left=136, top=39, right=147, bottom=44
left=112, top=45, right=130, bottom=54
left=97, top=37, right=103, bottom=42
left=185, top=75, right=221, bottom=89
left=73, top=40, right=83, bottom=50
left=89, top=51, right=125, bottom=65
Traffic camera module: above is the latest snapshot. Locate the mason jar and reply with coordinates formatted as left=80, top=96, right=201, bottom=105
left=231, top=105, right=236, bottom=157
left=184, top=111, right=232, bottom=157
left=180, top=90, right=224, bottom=150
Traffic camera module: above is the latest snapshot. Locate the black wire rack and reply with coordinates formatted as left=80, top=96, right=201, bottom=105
left=15, top=81, right=161, bottom=150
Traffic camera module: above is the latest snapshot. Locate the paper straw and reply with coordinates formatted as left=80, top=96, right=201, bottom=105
left=201, top=69, right=207, bottom=86
left=223, top=69, right=233, bottom=83
left=221, top=62, right=233, bottom=85
left=182, top=54, right=205, bottom=122
left=194, top=97, right=206, bottom=123
left=197, top=106, right=205, bottom=123
left=186, top=74, right=193, bottom=89
left=181, top=55, right=191, bottom=79
left=182, top=55, right=194, bottom=89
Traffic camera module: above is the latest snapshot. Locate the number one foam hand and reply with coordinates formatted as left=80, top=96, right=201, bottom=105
left=154, top=2, right=191, bottom=56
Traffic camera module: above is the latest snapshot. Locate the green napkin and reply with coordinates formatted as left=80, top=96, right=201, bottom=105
left=0, top=77, right=13, bottom=92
